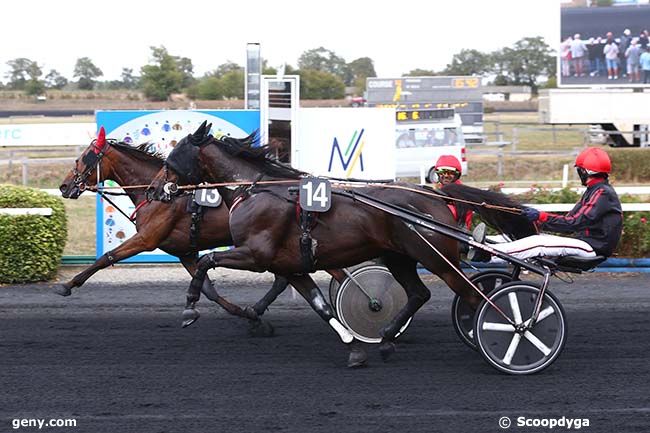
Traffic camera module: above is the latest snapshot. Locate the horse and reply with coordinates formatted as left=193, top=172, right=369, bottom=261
left=58, top=129, right=304, bottom=336
left=147, top=122, right=535, bottom=367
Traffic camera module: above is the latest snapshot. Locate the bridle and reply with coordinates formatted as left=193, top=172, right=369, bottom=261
left=71, top=138, right=113, bottom=192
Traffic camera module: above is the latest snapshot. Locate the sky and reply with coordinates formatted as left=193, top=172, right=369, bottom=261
left=0, top=0, right=559, bottom=82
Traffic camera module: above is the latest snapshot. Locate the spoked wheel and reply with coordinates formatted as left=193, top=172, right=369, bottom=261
left=451, top=271, right=514, bottom=350
left=334, top=265, right=411, bottom=344
left=473, top=281, right=567, bottom=375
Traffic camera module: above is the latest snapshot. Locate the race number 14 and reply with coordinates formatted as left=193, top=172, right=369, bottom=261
left=299, top=178, right=331, bottom=212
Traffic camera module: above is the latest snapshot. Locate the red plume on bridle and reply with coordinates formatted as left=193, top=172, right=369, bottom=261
left=94, top=126, right=107, bottom=155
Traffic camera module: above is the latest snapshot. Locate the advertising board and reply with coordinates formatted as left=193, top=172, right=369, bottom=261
left=294, top=108, right=396, bottom=180
left=94, top=110, right=259, bottom=262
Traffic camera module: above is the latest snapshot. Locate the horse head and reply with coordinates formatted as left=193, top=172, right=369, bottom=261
left=147, top=121, right=211, bottom=202
left=60, top=126, right=111, bottom=198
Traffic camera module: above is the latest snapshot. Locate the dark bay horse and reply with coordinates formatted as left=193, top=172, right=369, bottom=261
left=148, top=122, right=527, bottom=367
left=58, top=131, right=299, bottom=335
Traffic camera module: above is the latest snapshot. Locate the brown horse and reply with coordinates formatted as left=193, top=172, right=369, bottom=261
left=58, top=132, right=300, bottom=336
left=148, top=122, right=498, bottom=367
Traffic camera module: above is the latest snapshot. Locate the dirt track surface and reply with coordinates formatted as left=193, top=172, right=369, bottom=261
left=1, top=266, right=649, bottom=433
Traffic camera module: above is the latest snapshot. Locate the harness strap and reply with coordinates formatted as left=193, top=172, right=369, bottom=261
left=98, top=191, right=137, bottom=226
left=129, top=199, right=150, bottom=221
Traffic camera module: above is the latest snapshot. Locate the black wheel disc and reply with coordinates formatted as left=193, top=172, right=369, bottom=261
left=451, top=271, right=514, bottom=350
left=473, top=282, right=567, bottom=375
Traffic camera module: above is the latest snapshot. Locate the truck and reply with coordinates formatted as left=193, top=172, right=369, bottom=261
left=393, top=108, right=467, bottom=182
left=538, top=88, right=650, bottom=147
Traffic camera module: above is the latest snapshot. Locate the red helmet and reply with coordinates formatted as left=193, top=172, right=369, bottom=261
left=434, top=155, right=462, bottom=172
left=575, top=147, right=611, bottom=174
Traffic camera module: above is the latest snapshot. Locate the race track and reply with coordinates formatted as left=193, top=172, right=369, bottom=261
left=1, top=266, right=649, bottom=433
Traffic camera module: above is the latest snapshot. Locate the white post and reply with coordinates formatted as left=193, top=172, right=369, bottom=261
left=562, top=164, right=569, bottom=188
left=419, top=165, right=426, bottom=184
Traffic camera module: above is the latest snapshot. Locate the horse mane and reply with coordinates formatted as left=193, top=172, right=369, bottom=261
left=213, top=132, right=306, bottom=180
left=440, top=183, right=537, bottom=240
left=109, top=140, right=166, bottom=166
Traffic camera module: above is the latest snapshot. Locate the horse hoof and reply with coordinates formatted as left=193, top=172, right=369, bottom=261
left=53, top=284, right=72, bottom=297
left=347, top=343, right=368, bottom=368
left=379, top=341, right=396, bottom=362
left=244, top=305, right=260, bottom=321
left=248, top=319, right=274, bottom=338
left=181, top=308, right=200, bottom=328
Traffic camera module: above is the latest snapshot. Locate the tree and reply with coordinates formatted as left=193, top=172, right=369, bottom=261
left=120, top=68, right=139, bottom=89
left=489, top=37, right=555, bottom=94
left=187, top=76, right=224, bottom=100
left=347, top=57, right=376, bottom=91
left=443, top=49, right=490, bottom=76
left=175, top=56, right=195, bottom=88
left=24, top=79, right=45, bottom=96
left=209, top=61, right=243, bottom=78
left=403, top=69, right=437, bottom=76
left=73, top=57, right=103, bottom=90
left=298, top=47, right=347, bottom=81
left=5, top=58, right=39, bottom=90
left=299, top=69, right=345, bottom=99
left=220, top=70, right=244, bottom=98
left=44, top=69, right=68, bottom=89
left=140, top=46, right=184, bottom=101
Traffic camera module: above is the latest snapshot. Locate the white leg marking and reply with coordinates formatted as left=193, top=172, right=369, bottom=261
left=329, top=318, right=354, bottom=344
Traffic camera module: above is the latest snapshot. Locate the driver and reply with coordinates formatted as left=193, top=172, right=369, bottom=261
left=433, top=155, right=473, bottom=231
left=470, top=147, right=623, bottom=261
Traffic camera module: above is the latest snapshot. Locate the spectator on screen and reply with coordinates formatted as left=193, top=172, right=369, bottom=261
left=625, top=38, right=642, bottom=83
left=604, top=33, right=620, bottom=80
left=640, top=46, right=650, bottom=84
left=570, top=34, right=588, bottom=77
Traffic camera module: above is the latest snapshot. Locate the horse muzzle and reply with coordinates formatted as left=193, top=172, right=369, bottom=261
left=59, top=182, right=82, bottom=199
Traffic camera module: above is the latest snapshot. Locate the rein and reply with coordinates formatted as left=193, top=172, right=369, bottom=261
left=89, top=178, right=521, bottom=216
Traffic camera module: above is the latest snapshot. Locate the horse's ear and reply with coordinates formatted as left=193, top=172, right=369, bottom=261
left=94, top=126, right=107, bottom=154
left=192, top=121, right=208, bottom=139
left=205, top=123, right=213, bottom=137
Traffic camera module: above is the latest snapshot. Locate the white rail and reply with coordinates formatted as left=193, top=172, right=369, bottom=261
left=0, top=208, right=53, bottom=216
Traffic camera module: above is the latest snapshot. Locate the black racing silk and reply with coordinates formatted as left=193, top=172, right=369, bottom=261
left=541, top=180, right=623, bottom=257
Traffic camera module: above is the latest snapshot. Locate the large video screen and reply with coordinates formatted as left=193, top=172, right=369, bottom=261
left=559, top=1, right=650, bottom=87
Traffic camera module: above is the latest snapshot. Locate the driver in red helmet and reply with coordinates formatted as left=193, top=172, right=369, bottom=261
left=434, top=154, right=473, bottom=230
left=470, top=147, right=623, bottom=261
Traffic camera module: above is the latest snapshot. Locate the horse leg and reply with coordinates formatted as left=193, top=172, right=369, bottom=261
left=179, top=255, right=252, bottom=318
left=55, top=234, right=155, bottom=296
left=243, top=275, right=292, bottom=337
left=286, top=274, right=368, bottom=368
left=182, top=246, right=266, bottom=327
left=379, top=254, right=432, bottom=362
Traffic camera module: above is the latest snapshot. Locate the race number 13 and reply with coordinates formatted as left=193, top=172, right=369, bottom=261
left=299, top=178, right=331, bottom=212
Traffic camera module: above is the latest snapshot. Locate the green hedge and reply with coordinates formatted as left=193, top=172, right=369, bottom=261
left=609, top=148, right=650, bottom=183
left=0, top=184, right=67, bottom=283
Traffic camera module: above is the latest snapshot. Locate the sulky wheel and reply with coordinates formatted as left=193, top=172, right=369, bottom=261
left=334, top=265, right=411, bottom=344
left=451, top=271, right=515, bottom=350
left=328, top=261, right=382, bottom=310
left=473, top=281, right=567, bottom=375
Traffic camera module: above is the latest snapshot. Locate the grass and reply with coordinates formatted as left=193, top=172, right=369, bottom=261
left=62, top=197, right=96, bottom=256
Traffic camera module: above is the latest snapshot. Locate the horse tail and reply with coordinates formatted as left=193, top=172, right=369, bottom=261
left=440, top=183, right=537, bottom=240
